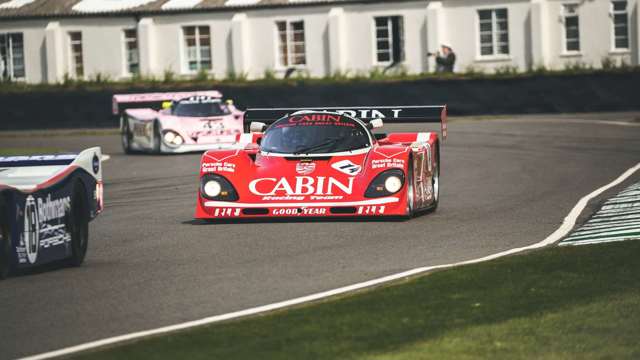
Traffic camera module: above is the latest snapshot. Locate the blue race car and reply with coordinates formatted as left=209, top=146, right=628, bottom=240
left=0, top=148, right=104, bottom=279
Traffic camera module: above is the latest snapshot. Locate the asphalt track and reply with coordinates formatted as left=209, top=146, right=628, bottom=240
left=1, top=113, right=640, bottom=359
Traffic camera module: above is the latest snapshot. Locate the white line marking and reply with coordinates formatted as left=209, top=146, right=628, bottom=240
left=578, top=221, right=640, bottom=231
left=572, top=224, right=640, bottom=235
left=21, top=162, right=640, bottom=360
left=565, top=228, right=640, bottom=241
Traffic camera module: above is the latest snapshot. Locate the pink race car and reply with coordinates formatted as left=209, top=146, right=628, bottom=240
left=112, top=91, right=244, bottom=154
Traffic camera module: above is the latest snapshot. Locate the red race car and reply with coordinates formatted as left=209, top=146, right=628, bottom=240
left=195, top=106, right=447, bottom=219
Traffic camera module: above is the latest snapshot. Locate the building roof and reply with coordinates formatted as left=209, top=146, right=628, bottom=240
left=0, top=0, right=408, bottom=19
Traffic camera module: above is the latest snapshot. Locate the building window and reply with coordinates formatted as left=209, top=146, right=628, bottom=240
left=69, top=31, right=84, bottom=78
left=478, top=9, right=509, bottom=56
left=183, top=26, right=211, bottom=72
left=374, top=16, right=404, bottom=64
left=124, top=29, right=139, bottom=75
left=276, top=21, right=306, bottom=67
left=0, top=33, right=25, bottom=80
left=562, top=4, right=580, bottom=52
left=611, top=0, right=629, bottom=50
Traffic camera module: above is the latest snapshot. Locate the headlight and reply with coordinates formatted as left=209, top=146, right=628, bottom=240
left=203, top=180, right=222, bottom=197
left=200, top=174, right=239, bottom=201
left=365, top=169, right=405, bottom=198
left=384, top=176, right=403, bottom=193
left=163, top=131, right=184, bottom=147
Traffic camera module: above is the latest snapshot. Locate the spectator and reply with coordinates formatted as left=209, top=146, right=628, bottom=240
left=428, top=44, right=456, bottom=73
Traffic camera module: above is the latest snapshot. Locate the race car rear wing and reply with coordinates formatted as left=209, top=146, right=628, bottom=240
left=243, top=105, right=448, bottom=139
left=112, top=90, right=223, bottom=115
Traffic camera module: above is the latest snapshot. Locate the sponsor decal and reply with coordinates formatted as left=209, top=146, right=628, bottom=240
left=296, top=162, right=316, bottom=175
left=92, top=154, right=100, bottom=174
left=372, top=158, right=405, bottom=169
left=249, top=177, right=354, bottom=196
left=335, top=109, right=402, bottom=119
left=133, top=122, right=152, bottom=137
left=0, top=154, right=76, bottom=162
left=213, top=208, right=241, bottom=217
left=202, top=162, right=236, bottom=173
left=357, top=205, right=386, bottom=215
left=280, top=114, right=355, bottom=128
left=20, top=194, right=72, bottom=265
left=180, top=95, right=218, bottom=104
left=23, top=196, right=39, bottom=264
left=331, top=160, right=361, bottom=176
left=272, top=208, right=327, bottom=216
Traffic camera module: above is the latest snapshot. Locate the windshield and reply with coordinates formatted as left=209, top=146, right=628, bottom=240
left=173, top=99, right=230, bottom=117
left=260, top=113, right=371, bottom=154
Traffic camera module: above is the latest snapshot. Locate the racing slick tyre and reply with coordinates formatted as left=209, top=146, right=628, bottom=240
left=405, top=159, right=415, bottom=218
left=121, top=116, right=134, bottom=154
left=152, top=121, right=162, bottom=154
left=67, top=183, right=89, bottom=267
left=429, top=156, right=440, bottom=212
left=0, top=195, right=12, bottom=280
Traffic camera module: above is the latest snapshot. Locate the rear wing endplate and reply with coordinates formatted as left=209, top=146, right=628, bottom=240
left=243, top=105, right=448, bottom=139
left=112, top=90, right=223, bottom=115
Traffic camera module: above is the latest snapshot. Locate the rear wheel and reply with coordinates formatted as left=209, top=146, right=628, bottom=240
left=68, top=183, right=89, bottom=267
left=121, top=116, right=134, bottom=154
left=0, top=195, right=12, bottom=280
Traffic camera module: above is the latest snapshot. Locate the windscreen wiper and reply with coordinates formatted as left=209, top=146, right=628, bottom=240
left=293, top=137, right=344, bottom=155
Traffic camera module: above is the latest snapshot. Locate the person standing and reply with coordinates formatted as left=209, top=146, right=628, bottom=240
left=428, top=44, right=456, bottom=73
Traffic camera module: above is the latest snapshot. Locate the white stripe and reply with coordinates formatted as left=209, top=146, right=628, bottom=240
left=578, top=221, right=640, bottom=231
left=565, top=228, right=640, bottom=241
left=571, top=224, right=640, bottom=236
left=560, top=236, right=640, bottom=247
left=593, top=209, right=640, bottom=218
left=587, top=213, right=640, bottom=223
left=204, top=197, right=400, bottom=208
left=21, top=162, right=640, bottom=360
left=600, top=203, right=640, bottom=211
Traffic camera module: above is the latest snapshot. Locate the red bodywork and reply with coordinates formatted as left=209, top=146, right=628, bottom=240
left=195, top=107, right=444, bottom=219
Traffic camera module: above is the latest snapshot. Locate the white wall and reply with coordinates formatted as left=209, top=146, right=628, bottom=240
left=545, top=0, right=637, bottom=69
left=2, top=0, right=639, bottom=83
left=55, top=17, right=138, bottom=80
left=443, top=0, right=532, bottom=72
left=0, top=19, right=48, bottom=83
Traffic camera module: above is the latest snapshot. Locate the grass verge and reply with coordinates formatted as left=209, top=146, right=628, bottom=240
left=73, top=241, right=640, bottom=360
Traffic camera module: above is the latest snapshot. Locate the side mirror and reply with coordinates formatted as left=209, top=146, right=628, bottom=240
left=368, top=118, right=384, bottom=129
left=250, top=121, right=267, bottom=133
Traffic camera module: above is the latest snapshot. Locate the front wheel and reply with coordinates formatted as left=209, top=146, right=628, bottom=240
left=68, top=183, right=89, bottom=267
left=121, top=116, right=134, bottom=154
left=0, top=196, right=12, bottom=280
left=405, top=159, right=415, bottom=218
left=152, top=121, right=162, bottom=154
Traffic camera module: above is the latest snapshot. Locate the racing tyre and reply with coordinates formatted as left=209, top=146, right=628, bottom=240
left=0, top=195, right=12, bottom=280
left=429, top=156, right=440, bottom=212
left=405, top=159, right=415, bottom=218
left=121, top=116, right=134, bottom=154
left=68, top=183, right=89, bottom=267
left=152, top=121, right=162, bottom=154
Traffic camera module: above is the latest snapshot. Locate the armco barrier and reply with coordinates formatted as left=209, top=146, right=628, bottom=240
left=1, top=72, right=639, bottom=130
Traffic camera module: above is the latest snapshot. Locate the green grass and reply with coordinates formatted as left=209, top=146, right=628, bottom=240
left=73, top=241, right=640, bottom=360
left=0, top=147, right=65, bottom=156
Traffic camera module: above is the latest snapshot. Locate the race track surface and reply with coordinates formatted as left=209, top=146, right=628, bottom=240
left=1, top=113, right=640, bottom=359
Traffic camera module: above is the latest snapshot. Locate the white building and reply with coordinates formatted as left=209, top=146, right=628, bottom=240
left=0, top=0, right=637, bottom=83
